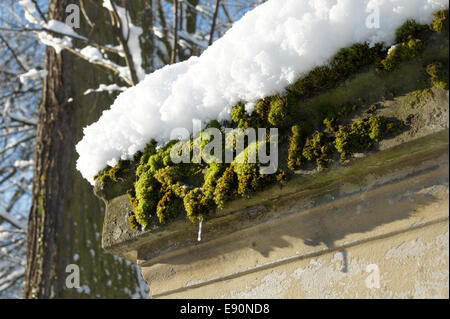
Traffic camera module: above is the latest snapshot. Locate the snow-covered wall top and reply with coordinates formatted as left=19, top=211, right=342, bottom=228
left=76, top=0, right=448, bottom=185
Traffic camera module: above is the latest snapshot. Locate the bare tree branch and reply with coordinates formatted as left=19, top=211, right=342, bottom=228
left=209, top=0, right=220, bottom=46
left=0, top=33, right=28, bottom=72
left=171, top=0, right=179, bottom=64
left=0, top=208, right=27, bottom=230
left=108, top=0, right=139, bottom=85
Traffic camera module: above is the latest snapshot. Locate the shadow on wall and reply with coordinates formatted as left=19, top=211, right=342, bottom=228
left=149, top=160, right=447, bottom=270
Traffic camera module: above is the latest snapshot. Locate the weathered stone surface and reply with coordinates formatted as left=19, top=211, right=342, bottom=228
left=141, top=140, right=449, bottom=298
left=98, top=128, right=449, bottom=298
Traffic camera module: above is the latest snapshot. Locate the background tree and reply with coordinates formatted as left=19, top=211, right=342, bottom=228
left=0, top=0, right=264, bottom=299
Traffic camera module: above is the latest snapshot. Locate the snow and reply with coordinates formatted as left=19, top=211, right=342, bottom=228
left=19, top=1, right=83, bottom=53
left=13, top=159, right=33, bottom=168
left=76, top=0, right=449, bottom=184
left=18, top=0, right=40, bottom=25
left=102, top=0, right=145, bottom=82
left=18, top=68, right=47, bottom=84
left=79, top=46, right=104, bottom=63
left=43, top=20, right=86, bottom=40
left=36, top=31, right=72, bottom=54
left=387, top=44, right=399, bottom=55
left=84, top=84, right=128, bottom=95
left=197, top=216, right=203, bottom=242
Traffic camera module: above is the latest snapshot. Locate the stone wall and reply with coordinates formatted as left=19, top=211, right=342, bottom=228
left=101, top=130, right=449, bottom=298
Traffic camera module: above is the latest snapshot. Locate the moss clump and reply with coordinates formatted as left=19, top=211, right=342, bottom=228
left=255, top=97, right=272, bottom=125
left=395, top=19, right=428, bottom=43
left=214, top=165, right=238, bottom=208
left=137, top=140, right=158, bottom=165
left=290, top=43, right=385, bottom=97
left=128, top=215, right=140, bottom=230
left=133, top=170, right=160, bottom=227
left=235, top=165, right=264, bottom=197
left=432, top=9, right=449, bottom=35
left=154, top=166, right=182, bottom=187
left=183, top=188, right=208, bottom=222
left=234, top=146, right=265, bottom=197
left=380, top=19, right=429, bottom=72
left=408, top=88, right=434, bottom=107
left=381, top=38, right=424, bottom=71
left=335, top=116, right=391, bottom=160
left=156, top=190, right=183, bottom=224
left=287, top=122, right=312, bottom=170
left=302, top=131, right=334, bottom=168
left=276, top=169, right=289, bottom=185
left=202, top=163, right=225, bottom=202
left=426, top=62, right=449, bottom=90
left=330, top=43, right=385, bottom=78
left=108, top=160, right=132, bottom=182
left=94, top=165, right=113, bottom=185
left=323, top=111, right=338, bottom=132
left=231, top=102, right=251, bottom=129
left=230, top=98, right=273, bottom=130
left=268, top=95, right=290, bottom=127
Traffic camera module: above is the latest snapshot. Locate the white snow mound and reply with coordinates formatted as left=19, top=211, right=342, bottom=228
left=76, top=0, right=448, bottom=184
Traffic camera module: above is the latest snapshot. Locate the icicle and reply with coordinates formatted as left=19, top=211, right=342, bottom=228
left=197, top=216, right=203, bottom=242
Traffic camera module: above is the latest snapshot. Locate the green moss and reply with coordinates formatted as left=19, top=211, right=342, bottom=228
left=290, top=42, right=385, bottom=98
left=432, top=9, right=449, bottom=35
left=408, top=88, right=434, bottom=107
left=255, top=97, right=272, bottom=125
left=154, top=166, right=181, bottom=187
left=395, top=19, right=428, bottom=43
left=94, top=165, right=113, bottom=185
left=203, top=163, right=225, bottom=201
left=184, top=188, right=208, bottom=222
left=133, top=170, right=160, bottom=228
left=330, top=43, right=385, bottom=78
left=287, top=122, right=312, bottom=170
left=302, top=131, right=334, bottom=168
left=231, top=102, right=250, bottom=129
left=156, top=190, right=183, bottom=224
left=128, top=215, right=140, bottom=230
left=214, top=165, right=238, bottom=208
left=139, top=140, right=158, bottom=164
left=323, top=110, right=338, bottom=132
left=276, top=169, right=289, bottom=185
left=381, top=38, right=424, bottom=71
left=426, top=62, right=449, bottom=90
left=268, top=95, right=289, bottom=127
left=234, top=150, right=261, bottom=197
left=108, top=160, right=132, bottom=182
left=335, top=116, right=391, bottom=161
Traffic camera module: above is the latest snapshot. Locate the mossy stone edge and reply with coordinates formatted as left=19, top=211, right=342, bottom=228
left=101, top=129, right=449, bottom=264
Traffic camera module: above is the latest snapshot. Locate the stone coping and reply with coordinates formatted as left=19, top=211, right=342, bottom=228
left=101, top=129, right=449, bottom=264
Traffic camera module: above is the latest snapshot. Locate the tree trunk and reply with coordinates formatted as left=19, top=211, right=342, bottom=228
left=25, top=0, right=149, bottom=299
left=25, top=0, right=77, bottom=299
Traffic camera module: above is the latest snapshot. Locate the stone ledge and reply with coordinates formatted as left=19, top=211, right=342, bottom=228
left=101, top=129, right=448, bottom=265
left=142, top=149, right=449, bottom=297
